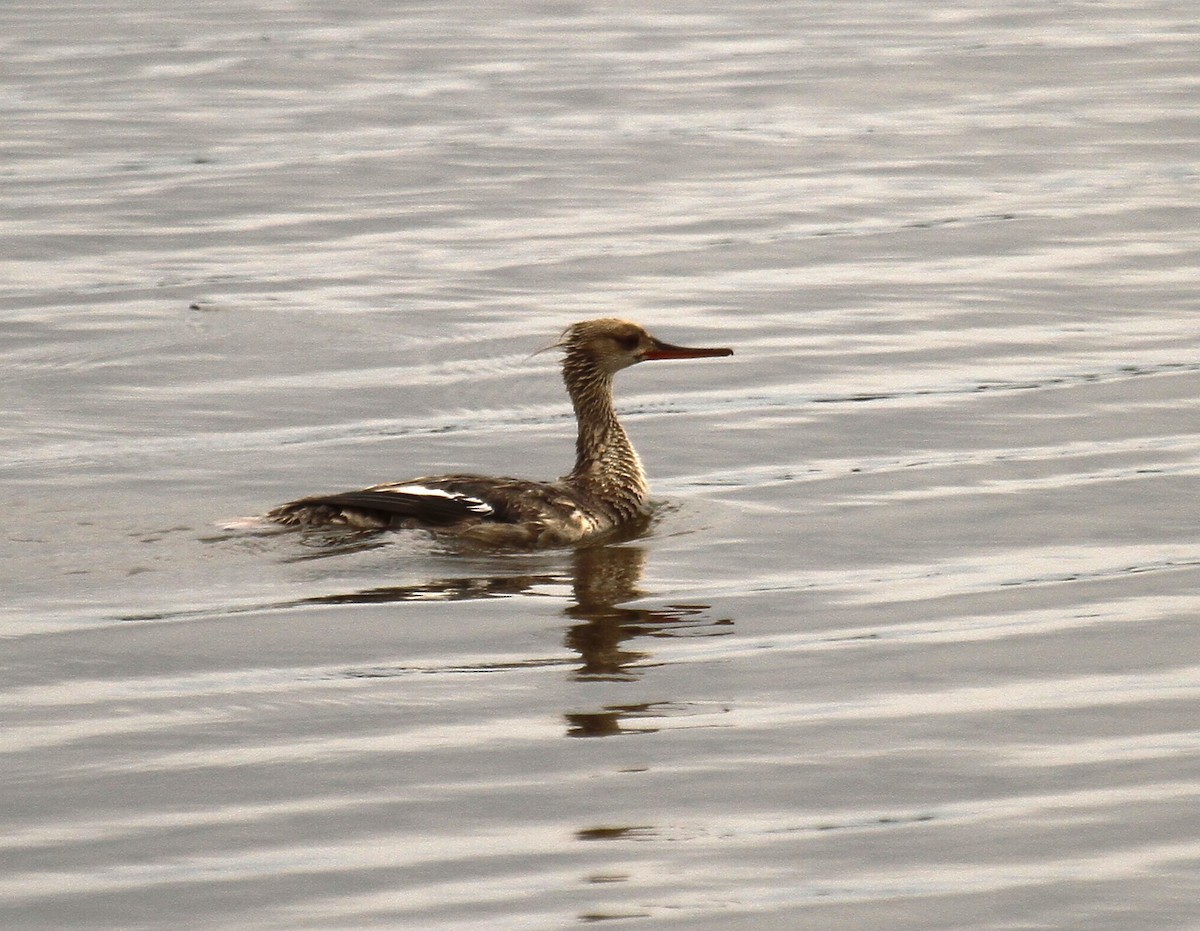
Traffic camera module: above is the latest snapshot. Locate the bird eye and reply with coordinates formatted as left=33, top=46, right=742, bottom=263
left=615, top=333, right=640, bottom=351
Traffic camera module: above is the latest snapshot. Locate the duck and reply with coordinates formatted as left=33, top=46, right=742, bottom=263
left=265, top=318, right=733, bottom=548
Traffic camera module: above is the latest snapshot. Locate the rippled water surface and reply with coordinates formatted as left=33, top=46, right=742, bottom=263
left=4, top=1, right=1200, bottom=928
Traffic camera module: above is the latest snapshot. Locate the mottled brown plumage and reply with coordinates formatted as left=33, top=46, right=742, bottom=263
left=265, top=319, right=732, bottom=548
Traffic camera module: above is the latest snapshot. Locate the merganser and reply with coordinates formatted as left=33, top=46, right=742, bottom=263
left=265, top=318, right=733, bottom=548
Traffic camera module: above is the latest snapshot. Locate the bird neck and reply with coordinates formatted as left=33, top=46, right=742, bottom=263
left=563, top=362, right=648, bottom=516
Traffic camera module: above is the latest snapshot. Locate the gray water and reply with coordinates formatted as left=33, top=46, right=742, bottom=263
left=4, top=2, right=1200, bottom=928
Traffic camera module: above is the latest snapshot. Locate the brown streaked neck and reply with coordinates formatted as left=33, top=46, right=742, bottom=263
left=562, top=355, right=647, bottom=514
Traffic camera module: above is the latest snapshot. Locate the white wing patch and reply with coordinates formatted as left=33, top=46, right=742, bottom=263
left=379, top=484, right=494, bottom=516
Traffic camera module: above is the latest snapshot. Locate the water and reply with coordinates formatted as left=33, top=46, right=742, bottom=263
left=4, top=1, right=1200, bottom=927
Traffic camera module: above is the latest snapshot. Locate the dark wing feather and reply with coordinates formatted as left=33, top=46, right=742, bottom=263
left=265, top=475, right=561, bottom=531
left=303, top=490, right=491, bottom=525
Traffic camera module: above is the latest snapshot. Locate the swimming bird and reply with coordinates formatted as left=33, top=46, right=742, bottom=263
left=265, top=318, right=733, bottom=548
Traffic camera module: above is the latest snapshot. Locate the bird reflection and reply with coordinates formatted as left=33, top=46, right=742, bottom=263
left=564, top=703, right=662, bottom=738
left=563, top=544, right=725, bottom=680
left=232, top=520, right=731, bottom=683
